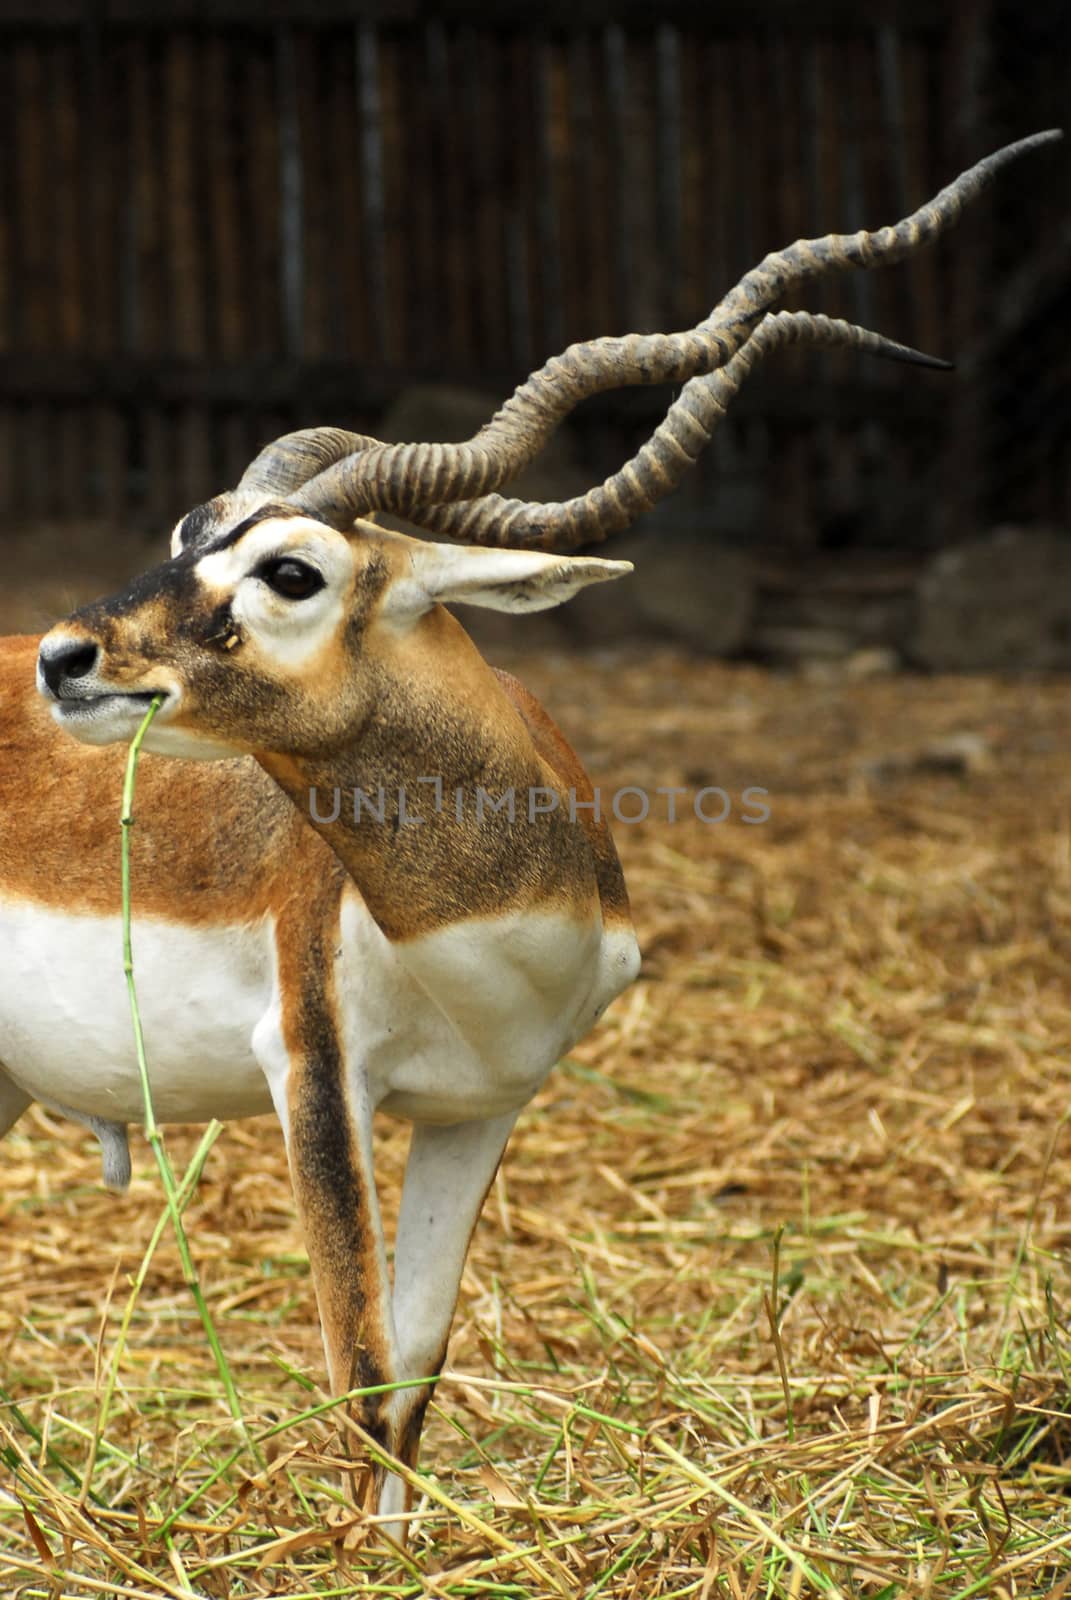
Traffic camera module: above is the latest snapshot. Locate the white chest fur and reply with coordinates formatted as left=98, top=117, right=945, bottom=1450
left=349, top=899, right=641, bottom=1122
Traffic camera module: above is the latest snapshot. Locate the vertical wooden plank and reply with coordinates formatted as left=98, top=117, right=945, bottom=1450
left=162, top=32, right=197, bottom=521
left=178, top=405, right=214, bottom=510
left=942, top=0, right=996, bottom=539
left=297, top=28, right=328, bottom=364
left=875, top=25, right=916, bottom=346
left=0, top=44, right=16, bottom=518
left=758, top=25, right=799, bottom=383
left=15, top=40, right=52, bottom=519
left=504, top=209, right=533, bottom=370
left=654, top=22, right=683, bottom=329
left=357, top=21, right=388, bottom=367
left=445, top=26, right=477, bottom=371
left=503, top=31, right=534, bottom=366
left=276, top=24, right=303, bottom=361
left=406, top=22, right=441, bottom=371
left=189, top=29, right=212, bottom=384
left=87, top=30, right=125, bottom=527
left=326, top=37, right=363, bottom=363
left=164, top=30, right=204, bottom=360
left=518, top=30, right=545, bottom=363
left=902, top=29, right=941, bottom=537
left=768, top=29, right=800, bottom=301
left=901, top=36, right=941, bottom=361
left=675, top=22, right=702, bottom=326
left=52, top=36, right=82, bottom=354
left=205, top=33, right=244, bottom=362
left=245, top=37, right=282, bottom=359
left=14, top=40, right=50, bottom=352
left=704, top=29, right=732, bottom=318
left=126, top=32, right=161, bottom=356
left=858, top=29, right=896, bottom=366
left=843, top=31, right=879, bottom=359
left=379, top=29, right=407, bottom=372
left=533, top=35, right=564, bottom=357
left=0, top=48, right=15, bottom=359
left=752, top=30, right=778, bottom=273
left=143, top=407, right=174, bottom=533
left=813, top=31, right=847, bottom=410
left=626, top=30, right=659, bottom=334
left=427, top=19, right=473, bottom=369
left=93, top=406, right=127, bottom=528
left=461, top=25, right=507, bottom=367
left=818, top=33, right=842, bottom=241
left=327, top=38, right=353, bottom=370
left=548, top=34, right=583, bottom=349
left=79, top=20, right=112, bottom=363
left=802, top=35, right=826, bottom=327
left=25, top=404, right=54, bottom=522
left=565, top=31, right=596, bottom=339
left=570, top=30, right=615, bottom=339
left=794, top=430, right=816, bottom=554
left=55, top=405, right=85, bottom=519
left=603, top=22, right=630, bottom=330
left=729, top=35, right=758, bottom=296
left=115, top=36, right=137, bottom=360
left=818, top=416, right=846, bottom=541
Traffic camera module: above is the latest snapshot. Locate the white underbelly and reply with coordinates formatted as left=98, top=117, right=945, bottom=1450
left=0, top=899, right=275, bottom=1123
left=0, top=892, right=641, bottom=1134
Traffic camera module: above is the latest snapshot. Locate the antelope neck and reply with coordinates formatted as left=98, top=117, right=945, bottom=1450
left=255, top=627, right=596, bottom=943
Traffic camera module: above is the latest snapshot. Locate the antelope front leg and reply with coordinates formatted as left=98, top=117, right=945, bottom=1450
left=380, top=1112, right=518, bottom=1524
left=256, top=999, right=400, bottom=1514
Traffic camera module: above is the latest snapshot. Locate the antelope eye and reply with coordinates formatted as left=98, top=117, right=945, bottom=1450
left=256, top=558, right=326, bottom=601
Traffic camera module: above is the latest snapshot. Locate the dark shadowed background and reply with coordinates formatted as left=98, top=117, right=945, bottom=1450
left=1, top=0, right=1068, bottom=663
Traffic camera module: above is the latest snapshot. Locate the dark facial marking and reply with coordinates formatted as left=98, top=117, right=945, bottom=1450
left=204, top=503, right=333, bottom=555
left=343, top=550, right=390, bottom=645
left=68, top=549, right=202, bottom=631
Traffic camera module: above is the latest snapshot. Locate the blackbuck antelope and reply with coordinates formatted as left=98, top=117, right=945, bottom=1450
left=2, top=131, right=1057, bottom=1538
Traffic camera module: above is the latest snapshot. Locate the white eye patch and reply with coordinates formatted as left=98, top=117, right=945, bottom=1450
left=195, top=517, right=351, bottom=670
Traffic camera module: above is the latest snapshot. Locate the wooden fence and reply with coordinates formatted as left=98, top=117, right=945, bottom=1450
left=0, top=0, right=1064, bottom=544
left=976, top=1, right=1071, bottom=530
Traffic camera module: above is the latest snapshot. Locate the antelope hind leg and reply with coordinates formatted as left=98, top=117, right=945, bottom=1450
left=0, top=1066, right=31, bottom=1140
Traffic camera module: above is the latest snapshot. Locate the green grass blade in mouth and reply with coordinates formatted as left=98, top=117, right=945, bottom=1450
left=117, top=695, right=259, bottom=1472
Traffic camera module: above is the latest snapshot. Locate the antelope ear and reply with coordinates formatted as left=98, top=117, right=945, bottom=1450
left=390, top=543, right=633, bottom=616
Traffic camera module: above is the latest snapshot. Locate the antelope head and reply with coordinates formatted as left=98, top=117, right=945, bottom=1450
left=36, top=517, right=630, bottom=761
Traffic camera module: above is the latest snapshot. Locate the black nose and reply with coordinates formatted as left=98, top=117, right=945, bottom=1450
left=38, top=638, right=100, bottom=698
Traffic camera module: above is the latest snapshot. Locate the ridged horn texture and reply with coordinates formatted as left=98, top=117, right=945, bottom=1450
left=691, top=130, right=1060, bottom=350
left=407, top=311, right=955, bottom=550
left=284, top=131, right=1060, bottom=534
left=238, top=426, right=382, bottom=497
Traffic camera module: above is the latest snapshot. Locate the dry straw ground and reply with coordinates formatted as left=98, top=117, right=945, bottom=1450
left=2, top=640, right=1071, bottom=1598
